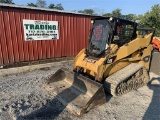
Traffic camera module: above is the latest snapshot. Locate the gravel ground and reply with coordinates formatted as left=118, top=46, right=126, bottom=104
left=0, top=53, right=160, bottom=120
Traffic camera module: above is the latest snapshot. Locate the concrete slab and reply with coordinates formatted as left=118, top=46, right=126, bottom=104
left=150, top=52, right=160, bottom=75
left=0, top=60, right=73, bottom=77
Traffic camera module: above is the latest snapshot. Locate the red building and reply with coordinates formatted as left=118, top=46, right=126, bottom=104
left=0, top=3, right=96, bottom=66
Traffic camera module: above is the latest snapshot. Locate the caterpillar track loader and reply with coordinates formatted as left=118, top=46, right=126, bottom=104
left=44, top=17, right=155, bottom=116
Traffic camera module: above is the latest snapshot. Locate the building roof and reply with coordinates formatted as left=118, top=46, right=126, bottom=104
left=0, top=3, right=99, bottom=17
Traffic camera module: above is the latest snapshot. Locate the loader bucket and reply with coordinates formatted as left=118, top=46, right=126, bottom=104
left=43, top=67, right=106, bottom=116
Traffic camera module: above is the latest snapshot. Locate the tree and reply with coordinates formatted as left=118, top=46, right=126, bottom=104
left=78, top=9, right=97, bottom=15
left=139, top=4, right=160, bottom=36
left=102, top=13, right=112, bottom=17
left=36, top=0, right=46, bottom=8
left=54, top=3, right=64, bottom=10
left=112, top=8, right=122, bottom=18
left=48, top=3, right=55, bottom=9
left=102, top=8, right=122, bottom=18
left=27, top=3, right=38, bottom=7
left=0, top=0, right=14, bottom=4
left=123, top=14, right=137, bottom=21
left=48, top=3, right=64, bottom=10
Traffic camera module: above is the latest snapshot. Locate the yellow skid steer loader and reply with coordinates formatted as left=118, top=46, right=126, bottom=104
left=44, top=17, right=155, bottom=116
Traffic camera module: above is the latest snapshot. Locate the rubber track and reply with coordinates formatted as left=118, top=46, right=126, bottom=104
left=104, top=63, right=149, bottom=96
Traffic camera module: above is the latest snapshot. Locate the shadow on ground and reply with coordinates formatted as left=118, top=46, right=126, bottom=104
left=143, top=77, right=160, bottom=120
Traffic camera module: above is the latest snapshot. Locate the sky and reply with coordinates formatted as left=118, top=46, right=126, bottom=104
left=13, top=0, right=160, bottom=15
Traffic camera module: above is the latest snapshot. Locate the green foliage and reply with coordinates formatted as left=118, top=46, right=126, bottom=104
left=54, top=4, right=64, bottom=10
left=111, top=8, right=122, bottom=18
left=36, top=0, right=46, bottom=8
left=48, top=3, right=55, bottom=9
left=102, top=13, right=112, bottom=17
left=102, top=9, right=136, bottom=21
left=122, top=14, right=137, bottom=21
left=48, top=3, right=64, bottom=10
left=27, top=0, right=64, bottom=10
left=139, top=4, right=160, bottom=36
left=27, top=3, right=38, bottom=7
left=0, top=0, right=14, bottom=4
left=78, top=9, right=97, bottom=15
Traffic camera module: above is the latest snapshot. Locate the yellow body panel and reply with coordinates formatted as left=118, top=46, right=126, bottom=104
left=74, top=33, right=153, bottom=82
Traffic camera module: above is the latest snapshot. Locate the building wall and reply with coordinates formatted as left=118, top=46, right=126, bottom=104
left=0, top=6, right=94, bottom=65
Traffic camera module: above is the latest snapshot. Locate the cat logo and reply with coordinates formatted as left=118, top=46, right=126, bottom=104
left=104, top=56, right=117, bottom=64
left=107, top=58, right=113, bottom=63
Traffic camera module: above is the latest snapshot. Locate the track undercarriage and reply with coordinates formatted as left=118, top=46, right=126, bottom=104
left=104, top=63, right=150, bottom=96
